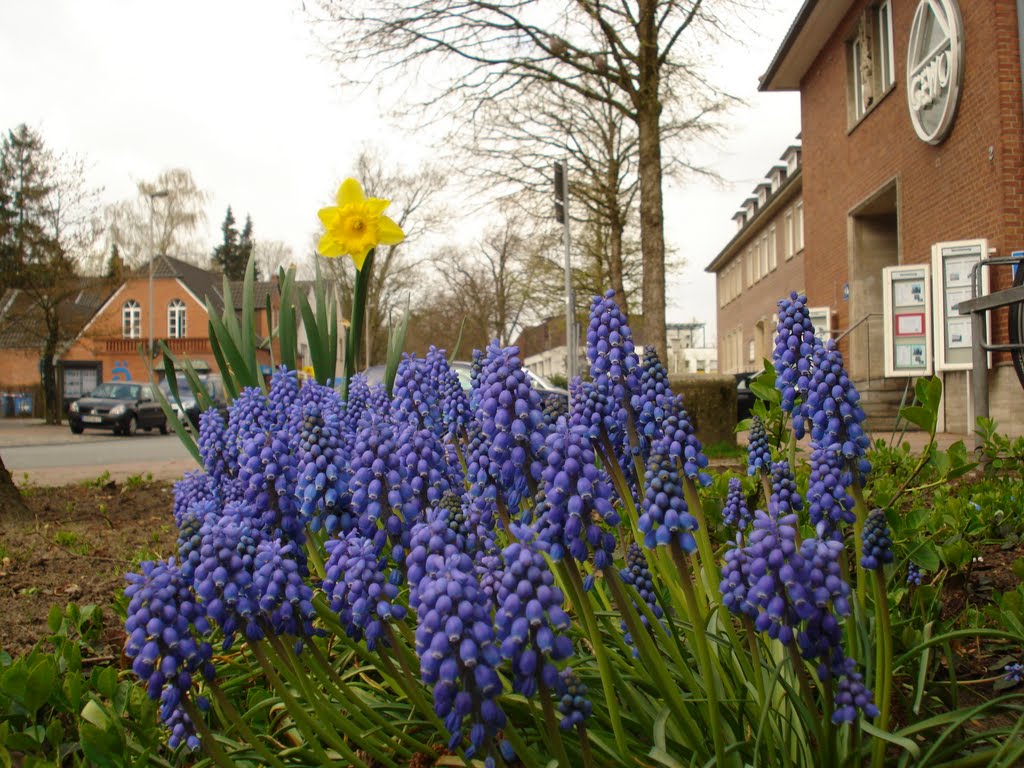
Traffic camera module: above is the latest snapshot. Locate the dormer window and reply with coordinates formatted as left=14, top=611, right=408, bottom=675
left=122, top=300, right=141, bottom=338
left=168, top=298, right=186, bottom=338
left=756, top=182, right=771, bottom=206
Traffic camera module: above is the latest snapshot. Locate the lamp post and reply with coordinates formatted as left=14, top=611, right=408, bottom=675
left=148, top=190, right=169, bottom=365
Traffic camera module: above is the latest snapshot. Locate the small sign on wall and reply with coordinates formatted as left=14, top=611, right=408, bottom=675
left=883, top=264, right=933, bottom=377
left=931, top=239, right=989, bottom=371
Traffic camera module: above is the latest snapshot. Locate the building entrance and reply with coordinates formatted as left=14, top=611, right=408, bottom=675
left=847, top=183, right=899, bottom=385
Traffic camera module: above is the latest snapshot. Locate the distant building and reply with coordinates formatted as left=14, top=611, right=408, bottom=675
left=0, top=255, right=297, bottom=413
left=514, top=315, right=716, bottom=378
left=705, top=141, right=806, bottom=374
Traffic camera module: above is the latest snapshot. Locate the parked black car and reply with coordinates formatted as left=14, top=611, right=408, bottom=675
left=735, top=371, right=758, bottom=422
left=68, top=382, right=168, bottom=436
left=159, top=374, right=227, bottom=431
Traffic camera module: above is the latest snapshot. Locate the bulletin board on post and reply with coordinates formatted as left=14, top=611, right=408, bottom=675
left=883, top=264, right=932, bottom=377
left=807, top=307, right=832, bottom=341
left=930, top=239, right=990, bottom=371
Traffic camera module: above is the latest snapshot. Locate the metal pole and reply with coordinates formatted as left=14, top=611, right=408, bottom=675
left=562, top=159, right=576, bottom=381
left=147, top=190, right=169, bottom=363
left=970, top=310, right=988, bottom=451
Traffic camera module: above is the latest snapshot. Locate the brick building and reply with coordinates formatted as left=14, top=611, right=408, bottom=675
left=706, top=142, right=807, bottom=374
left=753, top=0, right=1024, bottom=435
left=0, top=255, right=287, bottom=412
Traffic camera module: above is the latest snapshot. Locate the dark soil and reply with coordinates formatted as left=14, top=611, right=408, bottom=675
left=0, top=480, right=178, bottom=657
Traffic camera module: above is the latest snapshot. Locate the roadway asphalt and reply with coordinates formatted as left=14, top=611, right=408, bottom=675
left=1, top=418, right=972, bottom=489
left=0, top=418, right=195, bottom=486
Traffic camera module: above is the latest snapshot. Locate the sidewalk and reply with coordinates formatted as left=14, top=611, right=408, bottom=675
left=0, top=418, right=79, bottom=448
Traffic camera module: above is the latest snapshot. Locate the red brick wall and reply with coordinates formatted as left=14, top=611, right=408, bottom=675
left=0, top=349, right=43, bottom=390
left=64, top=277, right=215, bottom=384
left=801, top=0, right=1023, bottom=338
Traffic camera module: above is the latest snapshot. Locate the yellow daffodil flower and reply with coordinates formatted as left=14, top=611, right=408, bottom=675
left=317, top=178, right=405, bottom=270
left=300, top=365, right=315, bottom=379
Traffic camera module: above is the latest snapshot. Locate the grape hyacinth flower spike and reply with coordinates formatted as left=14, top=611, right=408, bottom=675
left=124, top=558, right=215, bottom=750
left=722, top=477, right=751, bottom=531
left=773, top=291, right=819, bottom=438
left=747, top=415, right=771, bottom=476
left=861, top=509, right=894, bottom=570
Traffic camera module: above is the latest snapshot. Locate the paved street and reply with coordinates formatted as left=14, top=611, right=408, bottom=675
left=0, top=419, right=195, bottom=486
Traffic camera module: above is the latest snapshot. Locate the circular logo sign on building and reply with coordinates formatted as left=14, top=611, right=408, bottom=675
left=906, top=0, right=964, bottom=145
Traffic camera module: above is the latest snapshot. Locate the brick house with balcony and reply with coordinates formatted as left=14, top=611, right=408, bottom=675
left=755, top=0, right=1024, bottom=435
left=60, top=255, right=282, bottom=390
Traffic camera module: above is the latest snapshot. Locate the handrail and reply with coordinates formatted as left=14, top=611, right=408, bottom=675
left=834, top=312, right=882, bottom=343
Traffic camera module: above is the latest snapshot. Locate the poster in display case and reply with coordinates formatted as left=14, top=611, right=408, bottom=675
left=930, top=239, right=990, bottom=371
left=883, top=265, right=932, bottom=377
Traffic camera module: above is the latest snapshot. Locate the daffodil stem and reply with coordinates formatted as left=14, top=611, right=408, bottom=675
left=344, top=248, right=375, bottom=399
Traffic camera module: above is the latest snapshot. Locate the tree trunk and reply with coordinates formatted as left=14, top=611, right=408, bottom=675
left=42, top=340, right=60, bottom=424
left=635, top=2, right=668, bottom=362
left=609, top=218, right=628, bottom=320
left=0, top=453, right=28, bottom=515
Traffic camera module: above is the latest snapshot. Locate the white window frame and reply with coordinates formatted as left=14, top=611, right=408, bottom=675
left=879, top=0, right=895, bottom=90
left=850, top=36, right=866, bottom=120
left=122, top=300, right=141, bottom=339
left=784, top=209, right=794, bottom=259
left=795, top=202, right=805, bottom=252
left=768, top=226, right=777, bottom=271
left=167, top=298, right=187, bottom=339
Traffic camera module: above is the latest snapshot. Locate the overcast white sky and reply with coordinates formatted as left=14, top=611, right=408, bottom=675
left=0, top=0, right=803, bottom=343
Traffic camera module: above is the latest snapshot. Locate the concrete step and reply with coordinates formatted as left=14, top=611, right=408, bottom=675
left=854, top=380, right=921, bottom=433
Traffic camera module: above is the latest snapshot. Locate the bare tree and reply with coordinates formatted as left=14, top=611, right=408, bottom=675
left=311, top=0, right=743, bottom=359
left=105, top=168, right=208, bottom=266
left=318, top=147, right=449, bottom=366
left=254, top=239, right=295, bottom=281
left=436, top=212, right=560, bottom=346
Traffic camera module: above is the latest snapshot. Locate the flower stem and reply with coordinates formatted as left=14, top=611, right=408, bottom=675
left=538, top=676, right=573, bottom=768
left=305, top=641, right=432, bottom=754
left=343, top=248, right=374, bottom=400
left=742, top=615, right=767, bottom=704
left=207, top=680, right=289, bottom=768
left=871, top=568, right=894, bottom=768
left=250, top=639, right=353, bottom=766
left=559, top=558, right=628, bottom=754
left=671, top=545, right=730, bottom=768
left=849, top=480, right=870, bottom=614
left=181, top=694, right=235, bottom=768
left=578, top=723, right=595, bottom=768
left=785, top=642, right=822, bottom=745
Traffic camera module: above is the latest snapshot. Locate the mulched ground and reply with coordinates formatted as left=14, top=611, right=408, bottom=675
left=0, top=480, right=178, bottom=657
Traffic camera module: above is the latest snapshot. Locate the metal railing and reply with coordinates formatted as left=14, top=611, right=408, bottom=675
left=832, top=312, right=883, bottom=388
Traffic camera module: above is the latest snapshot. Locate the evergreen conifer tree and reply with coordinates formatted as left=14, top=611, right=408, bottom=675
left=238, top=214, right=257, bottom=280
left=211, top=206, right=243, bottom=279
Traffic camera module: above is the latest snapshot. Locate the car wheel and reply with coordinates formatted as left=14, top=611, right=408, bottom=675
left=70, top=424, right=83, bottom=435
left=159, top=419, right=169, bottom=435
left=124, top=415, right=138, bottom=437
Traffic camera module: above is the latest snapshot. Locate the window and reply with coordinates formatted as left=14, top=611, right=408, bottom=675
left=784, top=209, right=795, bottom=259
left=760, top=234, right=769, bottom=276
left=752, top=244, right=761, bottom=283
left=768, top=226, right=777, bottom=271
left=122, top=300, right=141, bottom=338
left=168, top=298, right=186, bottom=338
left=878, top=1, right=894, bottom=90
left=795, top=202, right=804, bottom=252
left=847, top=3, right=896, bottom=122
left=746, top=249, right=754, bottom=288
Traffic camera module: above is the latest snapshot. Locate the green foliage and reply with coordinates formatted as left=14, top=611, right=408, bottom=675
left=121, top=473, right=153, bottom=492
left=975, top=417, right=1024, bottom=475
left=78, top=471, right=111, bottom=490
left=0, top=605, right=170, bottom=768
